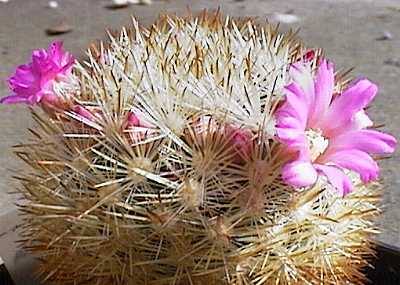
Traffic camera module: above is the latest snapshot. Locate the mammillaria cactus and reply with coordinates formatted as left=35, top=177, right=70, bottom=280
left=1, top=13, right=396, bottom=285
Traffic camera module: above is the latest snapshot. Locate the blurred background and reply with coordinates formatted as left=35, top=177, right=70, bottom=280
left=0, top=0, right=399, bottom=284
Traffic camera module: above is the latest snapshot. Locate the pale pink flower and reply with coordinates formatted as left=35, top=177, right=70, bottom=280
left=72, top=105, right=94, bottom=121
left=276, top=59, right=396, bottom=195
left=226, top=125, right=252, bottom=158
left=0, top=41, right=74, bottom=106
left=194, top=115, right=252, bottom=159
left=125, top=111, right=158, bottom=142
left=127, top=112, right=141, bottom=127
left=126, top=111, right=154, bottom=129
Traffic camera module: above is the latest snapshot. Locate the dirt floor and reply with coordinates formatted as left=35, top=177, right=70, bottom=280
left=0, top=0, right=399, bottom=283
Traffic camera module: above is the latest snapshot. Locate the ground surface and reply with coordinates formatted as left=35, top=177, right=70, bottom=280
left=0, top=0, right=400, bottom=284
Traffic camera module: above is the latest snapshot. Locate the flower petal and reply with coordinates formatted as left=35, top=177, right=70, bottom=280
left=127, top=112, right=141, bottom=127
left=282, top=83, right=310, bottom=126
left=275, top=82, right=310, bottom=143
left=276, top=114, right=305, bottom=142
left=73, top=105, right=93, bottom=120
left=314, top=164, right=353, bottom=196
left=309, top=59, right=334, bottom=126
left=49, top=41, right=74, bottom=72
left=326, top=110, right=373, bottom=137
left=289, top=62, right=315, bottom=107
left=49, top=41, right=64, bottom=64
left=328, top=129, right=396, bottom=154
left=349, top=110, right=373, bottom=130
left=320, top=149, right=379, bottom=183
left=319, top=79, right=377, bottom=136
left=8, top=64, right=41, bottom=99
left=282, top=160, right=318, bottom=188
left=0, top=94, right=31, bottom=104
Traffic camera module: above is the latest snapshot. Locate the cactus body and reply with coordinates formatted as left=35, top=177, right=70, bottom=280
left=14, top=14, right=381, bottom=285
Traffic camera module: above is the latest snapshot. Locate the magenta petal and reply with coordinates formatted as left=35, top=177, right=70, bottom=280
left=314, top=164, right=353, bottom=196
left=329, top=129, right=397, bottom=154
left=51, top=41, right=74, bottom=68
left=289, top=63, right=315, bottom=106
left=328, top=110, right=373, bottom=136
left=283, top=83, right=309, bottom=126
left=32, top=50, right=47, bottom=62
left=275, top=113, right=305, bottom=143
left=49, top=41, right=64, bottom=63
left=276, top=113, right=303, bottom=130
left=13, top=64, right=35, bottom=81
left=321, top=149, right=379, bottom=183
left=0, top=94, right=31, bottom=104
left=9, top=64, right=39, bottom=90
left=282, top=160, right=318, bottom=188
left=275, top=82, right=310, bottom=143
left=28, top=92, right=43, bottom=105
left=276, top=126, right=304, bottom=143
left=309, top=59, right=334, bottom=126
left=1, top=41, right=75, bottom=106
left=319, top=79, right=377, bottom=135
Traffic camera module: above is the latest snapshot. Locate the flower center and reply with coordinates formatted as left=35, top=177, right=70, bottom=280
left=305, top=128, right=329, bottom=161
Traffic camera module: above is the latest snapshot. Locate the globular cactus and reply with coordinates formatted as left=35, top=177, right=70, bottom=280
left=1, top=12, right=396, bottom=285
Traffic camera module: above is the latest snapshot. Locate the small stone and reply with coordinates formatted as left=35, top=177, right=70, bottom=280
left=48, top=1, right=58, bottom=8
left=271, top=13, right=300, bottom=24
left=106, top=0, right=130, bottom=9
left=284, top=9, right=295, bottom=14
left=45, top=22, right=73, bottom=36
left=387, top=6, right=400, bottom=13
left=113, top=0, right=128, bottom=4
left=384, top=58, right=400, bottom=68
left=139, top=0, right=152, bottom=5
left=376, top=30, right=393, bottom=41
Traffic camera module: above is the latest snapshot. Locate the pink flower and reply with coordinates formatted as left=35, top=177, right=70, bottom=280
left=127, top=112, right=141, bottom=127
left=276, top=59, right=396, bottom=196
left=193, top=115, right=252, bottom=160
left=125, top=111, right=158, bottom=142
left=0, top=41, right=74, bottom=106
left=225, top=125, right=252, bottom=158
left=303, top=49, right=315, bottom=62
left=126, top=112, right=154, bottom=129
left=72, top=105, right=94, bottom=120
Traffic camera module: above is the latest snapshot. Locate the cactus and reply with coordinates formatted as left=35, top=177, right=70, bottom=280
left=2, top=12, right=396, bottom=285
